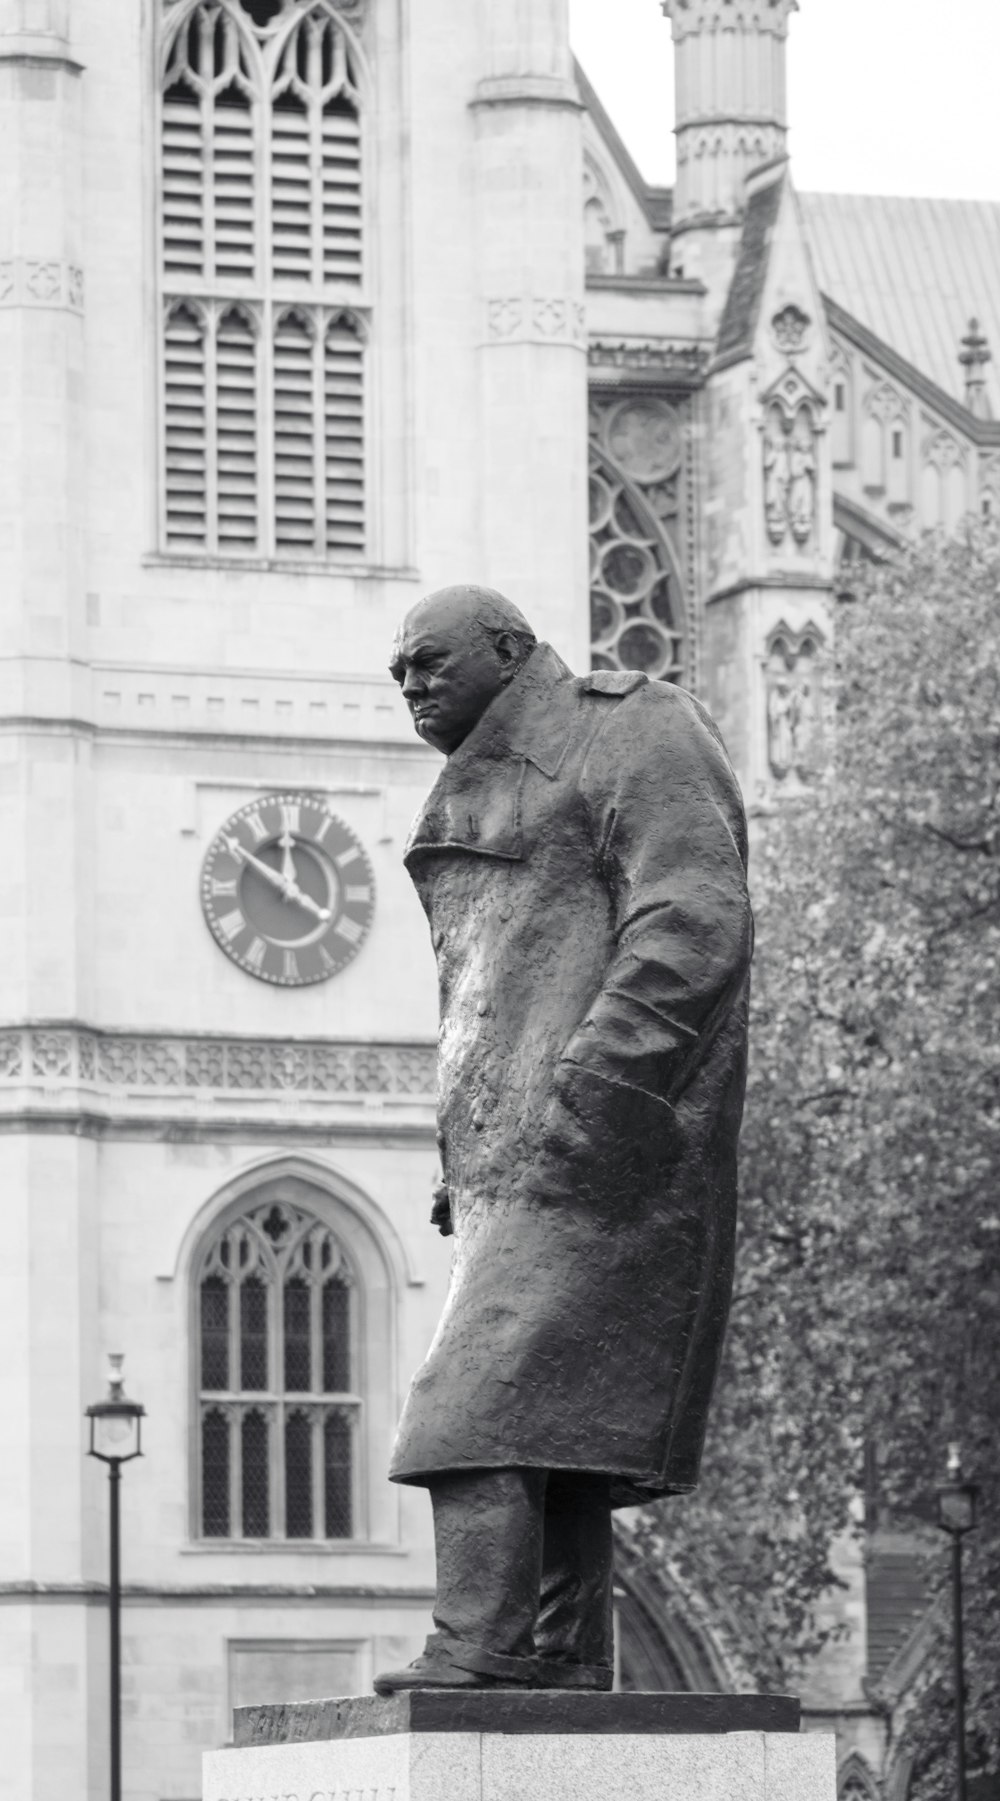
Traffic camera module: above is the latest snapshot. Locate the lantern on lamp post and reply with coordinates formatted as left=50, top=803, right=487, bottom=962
left=86, top=1354, right=145, bottom=1801
left=935, top=1444, right=980, bottom=1801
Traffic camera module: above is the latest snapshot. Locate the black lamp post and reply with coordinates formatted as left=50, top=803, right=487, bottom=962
left=935, top=1444, right=980, bottom=1801
left=86, top=1354, right=146, bottom=1801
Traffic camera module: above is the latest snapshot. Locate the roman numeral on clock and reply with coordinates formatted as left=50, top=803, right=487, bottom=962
left=244, top=937, right=267, bottom=972
left=334, top=914, right=364, bottom=946
left=243, top=809, right=269, bottom=844
left=279, top=802, right=301, bottom=836
left=217, top=909, right=245, bottom=942
left=211, top=878, right=237, bottom=898
left=283, top=949, right=299, bottom=981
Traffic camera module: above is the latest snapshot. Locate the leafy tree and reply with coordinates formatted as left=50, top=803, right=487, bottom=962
left=628, top=520, right=1000, bottom=1792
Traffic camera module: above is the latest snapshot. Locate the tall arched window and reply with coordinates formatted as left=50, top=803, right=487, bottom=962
left=195, top=1193, right=360, bottom=1541
left=587, top=396, right=688, bottom=685
left=159, top=0, right=367, bottom=559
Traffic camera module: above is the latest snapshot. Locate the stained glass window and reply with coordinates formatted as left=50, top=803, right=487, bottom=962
left=196, top=1196, right=358, bottom=1540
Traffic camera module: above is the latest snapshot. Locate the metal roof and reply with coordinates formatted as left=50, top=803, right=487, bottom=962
left=798, top=192, right=1000, bottom=415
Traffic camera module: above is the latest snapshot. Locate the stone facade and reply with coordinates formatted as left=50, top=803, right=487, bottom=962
left=1, top=0, right=993, bottom=1797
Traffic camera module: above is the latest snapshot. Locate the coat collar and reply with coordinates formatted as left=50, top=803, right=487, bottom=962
left=404, top=643, right=576, bottom=863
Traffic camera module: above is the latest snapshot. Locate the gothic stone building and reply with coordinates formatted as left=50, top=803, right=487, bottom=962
left=1, top=0, right=998, bottom=1797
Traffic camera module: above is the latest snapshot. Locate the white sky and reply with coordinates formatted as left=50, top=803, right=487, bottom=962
left=569, top=0, right=1000, bottom=201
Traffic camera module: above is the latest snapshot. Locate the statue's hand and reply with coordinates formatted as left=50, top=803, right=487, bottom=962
left=430, top=1182, right=453, bottom=1237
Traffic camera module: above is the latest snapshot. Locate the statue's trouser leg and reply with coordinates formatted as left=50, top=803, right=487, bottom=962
left=535, top=1471, right=614, bottom=1685
left=427, top=1467, right=545, bottom=1682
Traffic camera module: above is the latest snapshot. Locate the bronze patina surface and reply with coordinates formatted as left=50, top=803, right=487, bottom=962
left=377, top=586, right=753, bottom=1694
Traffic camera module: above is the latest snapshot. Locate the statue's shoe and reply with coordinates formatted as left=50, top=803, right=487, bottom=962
left=373, top=1653, right=523, bottom=1695
left=373, top=1635, right=538, bottom=1695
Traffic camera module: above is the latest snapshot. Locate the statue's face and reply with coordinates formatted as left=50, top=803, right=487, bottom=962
left=389, top=601, right=519, bottom=755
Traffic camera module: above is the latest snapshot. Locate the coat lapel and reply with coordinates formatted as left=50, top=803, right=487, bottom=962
left=404, top=644, right=576, bottom=864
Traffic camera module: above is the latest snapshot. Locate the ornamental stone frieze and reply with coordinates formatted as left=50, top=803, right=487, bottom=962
left=587, top=339, right=709, bottom=388
left=484, top=297, right=586, bottom=348
left=661, top=0, right=799, bottom=41
left=0, top=259, right=83, bottom=311
left=0, top=1027, right=435, bottom=1102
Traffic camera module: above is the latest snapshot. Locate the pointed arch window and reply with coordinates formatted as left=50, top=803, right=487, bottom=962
left=159, top=0, right=367, bottom=560
left=195, top=1196, right=359, bottom=1541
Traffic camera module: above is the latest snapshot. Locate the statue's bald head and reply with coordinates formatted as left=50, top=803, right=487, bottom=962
left=389, top=584, right=538, bottom=754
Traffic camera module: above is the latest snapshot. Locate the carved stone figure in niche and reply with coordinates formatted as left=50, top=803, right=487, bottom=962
left=788, top=407, right=816, bottom=542
left=376, top=584, right=752, bottom=1694
left=763, top=404, right=791, bottom=544
left=762, top=401, right=817, bottom=547
left=765, top=626, right=824, bottom=782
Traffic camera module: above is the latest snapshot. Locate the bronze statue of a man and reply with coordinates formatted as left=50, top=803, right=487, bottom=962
left=375, top=584, right=753, bottom=1696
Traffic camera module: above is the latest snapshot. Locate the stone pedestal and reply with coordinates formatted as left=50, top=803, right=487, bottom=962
left=204, top=1692, right=837, bottom=1801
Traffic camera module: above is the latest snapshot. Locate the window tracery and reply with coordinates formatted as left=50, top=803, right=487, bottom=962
left=159, top=0, right=367, bottom=558
left=195, top=1195, right=358, bottom=1541
left=588, top=397, right=686, bottom=683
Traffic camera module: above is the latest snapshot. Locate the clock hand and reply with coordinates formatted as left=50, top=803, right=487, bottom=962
left=226, top=840, right=295, bottom=897
left=279, top=828, right=297, bottom=888
left=224, top=836, right=332, bottom=922
left=284, top=884, right=332, bottom=923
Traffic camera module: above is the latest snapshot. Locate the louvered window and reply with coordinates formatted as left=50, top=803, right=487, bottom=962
left=325, top=314, right=364, bottom=551
left=164, top=302, right=208, bottom=546
left=274, top=308, right=317, bottom=548
left=196, top=1197, right=359, bottom=1543
left=160, top=0, right=368, bottom=559
left=216, top=305, right=258, bottom=546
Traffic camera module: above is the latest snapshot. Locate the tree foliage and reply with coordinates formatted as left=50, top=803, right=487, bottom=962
left=633, top=521, right=1000, bottom=1791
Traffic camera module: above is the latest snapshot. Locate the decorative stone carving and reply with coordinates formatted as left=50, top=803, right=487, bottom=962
left=762, top=395, right=818, bottom=548
left=485, top=298, right=585, bottom=348
left=0, top=258, right=83, bottom=312
left=31, top=1033, right=73, bottom=1078
left=663, top=0, right=798, bottom=38
left=0, top=1028, right=437, bottom=1098
left=25, top=261, right=61, bottom=301
left=865, top=380, right=906, bottom=423
left=923, top=427, right=965, bottom=470
left=765, top=624, right=825, bottom=784
left=587, top=340, right=709, bottom=383
left=487, top=298, right=522, bottom=340
left=771, top=304, right=810, bottom=355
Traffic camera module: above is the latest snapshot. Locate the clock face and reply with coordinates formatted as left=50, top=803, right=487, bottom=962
left=201, top=794, right=375, bottom=987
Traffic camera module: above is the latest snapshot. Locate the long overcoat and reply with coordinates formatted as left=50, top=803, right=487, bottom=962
left=389, top=644, right=753, bottom=1505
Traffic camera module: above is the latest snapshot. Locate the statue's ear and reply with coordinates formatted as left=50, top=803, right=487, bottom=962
left=494, top=630, right=523, bottom=678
